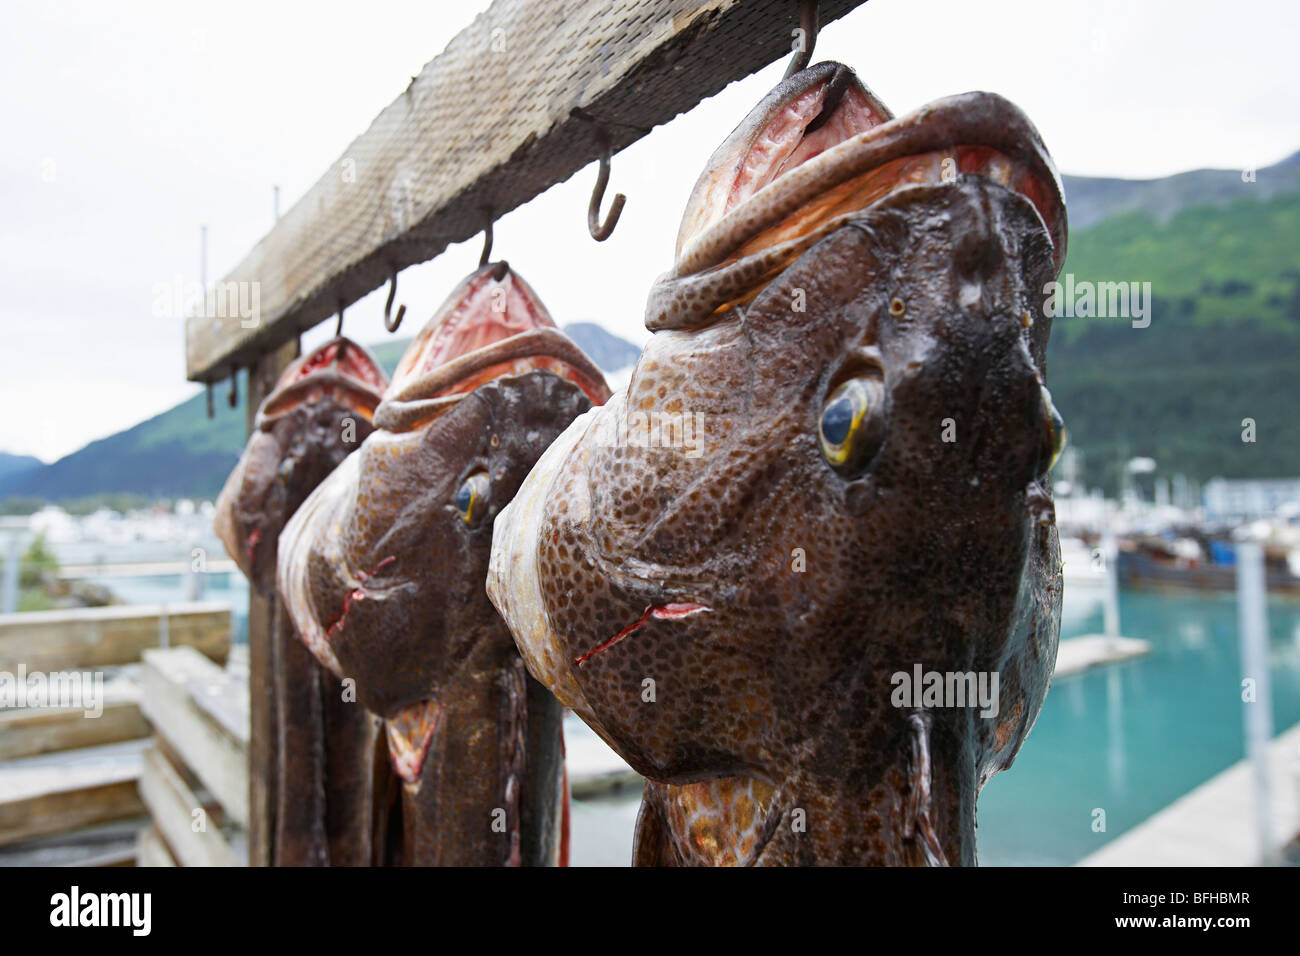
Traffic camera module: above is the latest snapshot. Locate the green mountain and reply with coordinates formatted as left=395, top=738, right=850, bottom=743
left=1060, top=151, right=1300, bottom=230
left=0, top=381, right=251, bottom=502
left=1046, top=163, right=1300, bottom=494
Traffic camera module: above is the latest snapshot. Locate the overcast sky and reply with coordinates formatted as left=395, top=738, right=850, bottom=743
left=2, top=0, right=1296, bottom=462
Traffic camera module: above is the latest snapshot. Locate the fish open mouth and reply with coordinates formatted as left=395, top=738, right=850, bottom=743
left=257, top=337, right=388, bottom=426
left=376, top=262, right=610, bottom=431
left=651, top=61, right=1067, bottom=330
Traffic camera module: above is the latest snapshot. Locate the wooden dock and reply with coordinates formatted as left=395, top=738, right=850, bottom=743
left=0, top=601, right=231, bottom=672
left=1053, top=635, right=1152, bottom=679
left=0, top=603, right=233, bottom=867
left=1078, top=721, right=1300, bottom=866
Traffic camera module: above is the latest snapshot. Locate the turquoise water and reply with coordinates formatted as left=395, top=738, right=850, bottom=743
left=977, top=588, right=1300, bottom=865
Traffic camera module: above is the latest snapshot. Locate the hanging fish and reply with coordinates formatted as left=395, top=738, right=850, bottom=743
left=488, top=62, right=1068, bottom=865
left=214, top=337, right=392, bottom=866
left=278, top=262, right=610, bottom=865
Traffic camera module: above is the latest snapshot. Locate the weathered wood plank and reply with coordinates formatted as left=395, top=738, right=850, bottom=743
left=0, top=602, right=230, bottom=672
left=137, top=746, right=238, bottom=867
left=0, top=667, right=148, bottom=760
left=136, top=823, right=177, bottom=868
left=0, top=821, right=142, bottom=867
left=185, top=0, right=869, bottom=382
left=0, top=740, right=148, bottom=847
left=139, top=647, right=249, bottom=828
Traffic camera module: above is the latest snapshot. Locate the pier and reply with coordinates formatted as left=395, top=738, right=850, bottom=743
left=1078, top=721, right=1300, bottom=867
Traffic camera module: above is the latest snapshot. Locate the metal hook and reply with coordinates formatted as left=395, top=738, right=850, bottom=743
left=587, top=149, right=626, bottom=242
left=784, top=0, right=820, bottom=80
left=334, top=302, right=350, bottom=360
left=384, top=270, right=406, bottom=333
left=227, top=369, right=239, bottom=408
left=478, top=219, right=494, bottom=267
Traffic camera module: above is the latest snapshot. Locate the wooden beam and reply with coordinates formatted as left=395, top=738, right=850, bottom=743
left=245, top=340, right=297, bottom=867
left=0, top=667, right=148, bottom=760
left=0, top=602, right=230, bottom=672
left=185, top=0, right=869, bottom=382
left=0, top=821, right=142, bottom=866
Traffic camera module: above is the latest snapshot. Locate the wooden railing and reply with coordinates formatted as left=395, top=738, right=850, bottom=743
left=0, top=602, right=232, bottom=865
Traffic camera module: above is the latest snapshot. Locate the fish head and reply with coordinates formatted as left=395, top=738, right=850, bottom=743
left=489, top=64, right=1067, bottom=801
left=279, top=263, right=610, bottom=722
left=213, top=337, right=388, bottom=593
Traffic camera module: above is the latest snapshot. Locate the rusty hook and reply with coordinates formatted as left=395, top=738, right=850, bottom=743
left=384, top=270, right=406, bottom=333
left=478, top=218, right=494, bottom=268
left=587, top=149, right=626, bottom=242
left=335, top=302, right=350, bottom=360
left=784, top=0, right=820, bottom=80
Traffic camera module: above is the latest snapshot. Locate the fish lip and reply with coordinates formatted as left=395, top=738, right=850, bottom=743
left=389, top=261, right=554, bottom=387
left=677, top=89, right=1066, bottom=276
left=255, top=337, right=388, bottom=428
left=655, top=78, right=1067, bottom=332
left=375, top=263, right=611, bottom=432
left=673, top=60, right=892, bottom=262
left=374, top=327, right=611, bottom=432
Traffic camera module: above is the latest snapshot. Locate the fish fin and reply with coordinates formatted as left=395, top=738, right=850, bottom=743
left=385, top=699, right=442, bottom=785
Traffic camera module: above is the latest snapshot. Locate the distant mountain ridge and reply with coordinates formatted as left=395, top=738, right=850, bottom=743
left=0, top=452, right=43, bottom=480
left=1061, top=151, right=1300, bottom=230
left=0, top=322, right=640, bottom=502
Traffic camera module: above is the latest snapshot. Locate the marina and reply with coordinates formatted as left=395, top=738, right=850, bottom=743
left=0, top=0, right=1295, bottom=879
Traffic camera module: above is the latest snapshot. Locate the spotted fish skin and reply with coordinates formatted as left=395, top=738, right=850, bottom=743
left=279, top=264, right=609, bottom=866
left=488, top=64, right=1066, bottom=866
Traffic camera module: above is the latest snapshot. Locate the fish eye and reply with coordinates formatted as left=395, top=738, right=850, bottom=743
left=819, top=377, right=884, bottom=473
left=1040, top=391, right=1067, bottom=475
left=455, top=472, right=491, bottom=525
